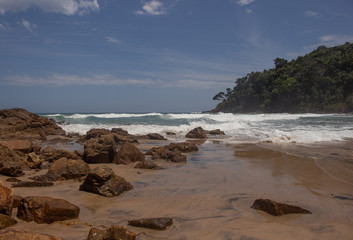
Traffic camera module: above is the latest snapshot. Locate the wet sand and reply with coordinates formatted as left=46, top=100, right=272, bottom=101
left=1, top=139, right=353, bottom=240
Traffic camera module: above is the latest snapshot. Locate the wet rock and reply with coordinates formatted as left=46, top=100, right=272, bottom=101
left=0, top=108, right=65, bottom=140
left=0, top=144, right=24, bottom=177
left=114, top=142, right=145, bottom=165
left=331, top=194, right=353, bottom=201
left=83, top=135, right=116, bottom=163
left=0, top=214, right=17, bottom=230
left=207, top=129, right=225, bottom=135
left=166, top=132, right=176, bottom=135
left=12, top=195, right=23, bottom=208
left=111, top=128, right=129, bottom=136
left=87, top=225, right=136, bottom=240
left=79, top=166, right=133, bottom=197
left=111, top=133, right=138, bottom=144
left=146, top=147, right=186, bottom=163
left=25, top=152, right=42, bottom=169
left=146, top=133, right=167, bottom=140
left=46, top=149, right=81, bottom=163
left=185, top=127, right=207, bottom=139
left=0, top=183, right=13, bottom=216
left=134, top=160, right=163, bottom=170
left=0, top=228, right=64, bottom=240
left=30, top=174, right=58, bottom=182
left=47, top=157, right=90, bottom=181
left=5, top=178, right=21, bottom=183
left=128, top=217, right=173, bottom=230
left=252, top=199, right=312, bottom=216
left=85, top=128, right=111, bottom=140
left=0, top=140, right=33, bottom=154
left=17, top=196, right=80, bottom=224
left=167, top=142, right=198, bottom=152
left=11, top=181, right=54, bottom=188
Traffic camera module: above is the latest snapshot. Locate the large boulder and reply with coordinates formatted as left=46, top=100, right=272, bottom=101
left=252, top=199, right=312, bottom=216
left=114, top=142, right=145, bottom=165
left=17, top=196, right=80, bottom=224
left=0, top=214, right=17, bottom=230
left=87, top=225, right=136, bottom=240
left=79, top=166, right=133, bottom=197
left=185, top=127, right=207, bottom=139
left=0, top=229, right=64, bottom=240
left=0, top=108, right=65, bottom=140
left=47, top=157, right=90, bottom=181
left=128, top=218, right=173, bottom=230
left=0, top=145, right=23, bottom=177
left=83, top=135, right=116, bottom=163
left=0, top=140, right=33, bottom=154
left=0, top=183, right=13, bottom=216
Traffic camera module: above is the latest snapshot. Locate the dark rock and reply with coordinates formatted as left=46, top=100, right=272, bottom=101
left=146, top=133, right=167, bottom=140
left=331, top=194, right=353, bottom=201
left=29, top=174, right=58, bottom=182
left=0, top=214, right=17, bottom=230
left=111, top=128, right=129, bottom=136
left=166, top=132, right=176, bottom=135
left=79, top=166, right=133, bottom=197
left=167, top=142, right=198, bottom=152
left=252, top=199, right=312, bottom=216
left=5, top=178, right=21, bottom=183
left=12, top=195, right=23, bottom=208
left=0, top=140, right=33, bottom=154
left=47, top=157, right=90, bottom=180
left=0, top=228, right=64, bottom=240
left=185, top=127, right=207, bottom=139
left=87, top=225, right=136, bottom=240
left=46, top=149, right=81, bottom=163
left=0, top=144, right=24, bottom=177
left=0, top=183, right=13, bottom=216
left=11, top=181, right=54, bottom=188
left=114, top=142, right=145, bottom=165
left=128, top=217, right=173, bottom=230
left=83, top=135, right=116, bottom=163
left=85, top=128, right=111, bottom=140
left=17, top=196, right=80, bottom=224
left=25, top=152, right=42, bottom=169
left=134, top=160, right=163, bottom=170
left=207, top=129, right=225, bottom=135
left=111, top=133, right=138, bottom=144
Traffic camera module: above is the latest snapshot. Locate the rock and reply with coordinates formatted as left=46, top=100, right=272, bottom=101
left=11, top=181, right=54, bottom=188
left=5, top=178, right=21, bottom=183
left=207, top=129, right=225, bottom=135
left=111, top=133, right=138, bottom=144
left=12, top=195, right=23, bottom=208
left=87, top=225, right=136, bottom=240
left=85, top=128, right=111, bottom=140
left=17, top=196, right=80, bottom=224
left=252, top=199, right=312, bottom=216
left=0, top=214, right=17, bottom=230
left=0, top=144, right=24, bottom=177
left=185, top=127, right=207, bottom=139
left=45, top=149, right=81, bottom=163
left=83, top=135, right=116, bottom=163
left=29, top=174, right=58, bottom=182
left=167, top=142, right=198, bottom=152
left=166, top=132, right=176, bottom=135
left=146, top=133, right=167, bottom=140
left=47, top=157, right=90, bottom=181
left=134, top=160, right=163, bottom=170
left=25, top=152, right=42, bottom=169
left=128, top=217, right=173, bottom=230
left=0, top=108, right=65, bottom=140
left=111, top=128, right=129, bottom=136
left=0, top=229, right=64, bottom=240
left=114, top=142, right=145, bottom=165
left=0, top=140, right=33, bottom=153
left=0, top=183, right=13, bottom=216
left=146, top=147, right=186, bottom=163
left=79, top=166, right=133, bottom=197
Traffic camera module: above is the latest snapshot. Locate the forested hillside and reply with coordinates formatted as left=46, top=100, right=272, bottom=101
left=212, top=42, right=353, bottom=113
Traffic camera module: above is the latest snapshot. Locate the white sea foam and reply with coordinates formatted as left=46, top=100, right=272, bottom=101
left=63, top=112, right=163, bottom=119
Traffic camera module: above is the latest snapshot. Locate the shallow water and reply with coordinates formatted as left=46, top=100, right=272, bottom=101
left=3, top=140, right=353, bottom=240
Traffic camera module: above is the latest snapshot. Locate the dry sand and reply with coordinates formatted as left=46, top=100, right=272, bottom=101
left=1, top=139, right=353, bottom=240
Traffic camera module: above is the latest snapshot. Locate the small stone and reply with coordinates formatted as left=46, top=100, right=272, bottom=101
left=252, top=199, right=312, bottom=216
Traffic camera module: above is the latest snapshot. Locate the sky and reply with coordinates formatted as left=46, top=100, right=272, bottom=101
left=0, top=0, right=353, bottom=113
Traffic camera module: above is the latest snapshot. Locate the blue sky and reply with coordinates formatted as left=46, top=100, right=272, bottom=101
left=1, top=0, right=353, bottom=113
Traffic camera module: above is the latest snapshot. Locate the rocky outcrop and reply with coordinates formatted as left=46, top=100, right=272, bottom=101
left=114, top=142, right=145, bottom=165
left=47, top=157, right=90, bottom=181
left=128, top=218, right=173, bottom=230
left=0, top=229, right=64, bottom=240
left=0, top=214, right=17, bottom=230
left=17, top=196, right=80, bottom=224
left=0, top=184, right=13, bottom=216
left=252, top=199, right=312, bottom=216
left=0, top=144, right=24, bottom=177
left=185, top=127, right=207, bottom=139
left=0, top=140, right=33, bottom=154
left=0, top=108, right=65, bottom=140
left=87, top=225, right=136, bottom=240
left=83, top=135, right=116, bottom=163
left=145, top=142, right=198, bottom=163
left=79, top=166, right=133, bottom=197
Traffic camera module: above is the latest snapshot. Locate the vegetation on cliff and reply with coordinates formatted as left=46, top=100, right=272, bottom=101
left=212, top=42, right=353, bottom=113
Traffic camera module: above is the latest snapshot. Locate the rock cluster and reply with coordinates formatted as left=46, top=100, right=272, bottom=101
left=146, top=142, right=198, bottom=163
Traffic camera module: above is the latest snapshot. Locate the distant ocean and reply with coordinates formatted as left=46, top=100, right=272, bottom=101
left=42, top=112, right=353, bottom=144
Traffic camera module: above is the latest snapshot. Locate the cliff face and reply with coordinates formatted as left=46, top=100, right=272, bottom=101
left=212, top=42, right=353, bottom=113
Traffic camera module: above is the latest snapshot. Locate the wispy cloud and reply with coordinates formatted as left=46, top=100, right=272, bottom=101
left=105, top=36, right=121, bottom=44
left=0, top=23, right=7, bottom=30
left=22, top=20, right=37, bottom=32
left=305, top=10, right=318, bottom=17
left=236, top=0, right=255, bottom=6
left=135, top=0, right=167, bottom=15
left=0, top=0, right=99, bottom=16
left=319, top=34, right=353, bottom=46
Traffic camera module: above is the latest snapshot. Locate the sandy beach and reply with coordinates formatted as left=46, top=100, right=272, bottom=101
left=2, top=138, right=352, bottom=240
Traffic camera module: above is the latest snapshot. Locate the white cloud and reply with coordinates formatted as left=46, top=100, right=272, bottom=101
left=135, top=0, right=167, bottom=15
left=236, top=0, right=255, bottom=6
left=319, top=34, right=353, bottom=46
left=22, top=20, right=37, bottom=32
left=105, top=36, right=121, bottom=44
left=305, top=10, right=318, bottom=17
left=0, top=23, right=7, bottom=30
left=0, top=0, right=99, bottom=16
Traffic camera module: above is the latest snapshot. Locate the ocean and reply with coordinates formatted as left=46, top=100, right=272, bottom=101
left=43, top=112, right=353, bottom=144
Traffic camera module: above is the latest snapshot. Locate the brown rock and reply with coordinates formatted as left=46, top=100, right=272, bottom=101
left=87, top=225, right=136, bottom=240
left=83, top=135, right=116, bottom=163
left=46, top=149, right=81, bottom=163
left=11, top=181, right=54, bottom=188
left=0, top=228, right=64, bottom=240
left=12, top=195, right=23, bottom=208
left=252, top=199, right=312, bottom=216
left=207, top=129, right=225, bottom=135
left=29, top=174, right=58, bottom=182
left=111, top=128, right=129, bottom=136
left=0, top=144, right=24, bottom=177
left=114, top=142, right=145, bottom=165
left=79, top=166, right=133, bottom=197
left=85, top=128, right=111, bottom=140
left=111, top=133, right=138, bottom=144
left=5, top=178, right=21, bottom=183
left=0, top=214, right=17, bottom=230
left=134, top=160, right=163, bottom=170
left=146, top=133, right=167, bottom=140
left=0, top=183, right=13, bottom=216
left=167, top=142, right=198, bottom=152
left=47, top=157, right=90, bottom=180
left=17, top=196, right=80, bottom=223
left=25, top=152, right=42, bottom=169
left=0, top=140, right=33, bottom=153
left=128, top=217, right=173, bottom=230
left=185, top=127, right=207, bottom=139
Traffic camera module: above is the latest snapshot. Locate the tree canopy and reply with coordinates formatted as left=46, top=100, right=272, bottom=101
left=212, top=42, right=353, bottom=113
